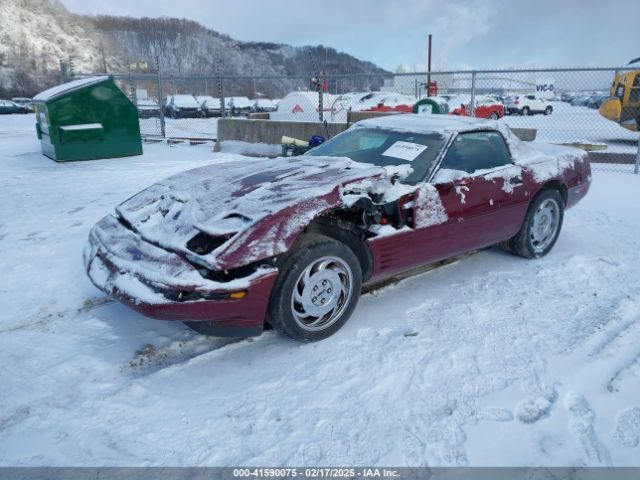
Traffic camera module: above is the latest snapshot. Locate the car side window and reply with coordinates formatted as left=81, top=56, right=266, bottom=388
left=440, top=131, right=512, bottom=175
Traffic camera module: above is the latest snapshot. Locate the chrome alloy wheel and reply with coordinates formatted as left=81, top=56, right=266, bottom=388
left=290, top=256, right=354, bottom=331
left=530, top=198, right=560, bottom=253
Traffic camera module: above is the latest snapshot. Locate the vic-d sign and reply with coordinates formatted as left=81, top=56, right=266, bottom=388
left=535, top=78, right=555, bottom=99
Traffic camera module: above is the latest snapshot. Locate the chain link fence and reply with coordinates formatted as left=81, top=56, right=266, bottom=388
left=80, top=66, right=639, bottom=174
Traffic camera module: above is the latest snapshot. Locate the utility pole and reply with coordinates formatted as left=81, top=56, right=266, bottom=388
left=427, top=34, right=432, bottom=97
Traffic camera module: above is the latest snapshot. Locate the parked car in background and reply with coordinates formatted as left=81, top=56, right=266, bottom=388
left=11, top=97, right=34, bottom=112
left=569, top=95, right=591, bottom=107
left=84, top=115, right=591, bottom=342
left=451, top=97, right=504, bottom=119
left=504, top=95, right=553, bottom=115
left=560, top=93, right=574, bottom=102
left=254, top=98, right=278, bottom=112
left=0, top=99, right=30, bottom=114
left=586, top=94, right=609, bottom=109
left=226, top=96, right=253, bottom=116
left=196, top=96, right=222, bottom=117
left=164, top=94, right=203, bottom=118
left=136, top=98, right=160, bottom=118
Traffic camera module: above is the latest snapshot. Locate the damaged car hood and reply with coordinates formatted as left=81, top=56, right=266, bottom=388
left=115, top=155, right=386, bottom=270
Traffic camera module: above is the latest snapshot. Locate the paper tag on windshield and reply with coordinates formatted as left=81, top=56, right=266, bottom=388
left=381, top=141, right=427, bottom=162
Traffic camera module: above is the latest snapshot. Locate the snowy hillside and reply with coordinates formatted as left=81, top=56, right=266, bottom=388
left=1, top=114, right=640, bottom=466
left=0, top=0, right=388, bottom=97
left=0, top=0, right=123, bottom=95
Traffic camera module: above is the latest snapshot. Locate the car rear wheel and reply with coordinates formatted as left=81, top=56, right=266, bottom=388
left=504, top=189, right=564, bottom=259
left=544, top=106, right=553, bottom=115
left=267, top=235, right=362, bottom=342
left=522, top=107, right=531, bottom=116
left=489, top=112, right=499, bottom=120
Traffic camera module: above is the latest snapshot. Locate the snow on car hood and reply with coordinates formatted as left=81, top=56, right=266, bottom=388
left=115, top=155, right=386, bottom=270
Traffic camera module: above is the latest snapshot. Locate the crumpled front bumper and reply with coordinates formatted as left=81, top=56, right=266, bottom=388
left=83, top=215, right=278, bottom=336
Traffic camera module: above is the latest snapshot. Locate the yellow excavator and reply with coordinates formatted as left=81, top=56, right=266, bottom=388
left=599, top=58, right=640, bottom=131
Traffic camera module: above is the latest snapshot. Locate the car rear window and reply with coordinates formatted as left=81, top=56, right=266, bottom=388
left=307, top=127, right=447, bottom=184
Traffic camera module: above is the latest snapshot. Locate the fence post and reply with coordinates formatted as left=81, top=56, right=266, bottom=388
left=128, top=72, right=137, bottom=105
left=469, top=71, right=477, bottom=117
left=217, top=54, right=226, bottom=118
left=157, top=72, right=166, bottom=138
left=155, top=56, right=166, bottom=138
left=635, top=136, right=640, bottom=175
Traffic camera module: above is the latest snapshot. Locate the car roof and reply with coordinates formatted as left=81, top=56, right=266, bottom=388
left=355, top=113, right=498, bottom=134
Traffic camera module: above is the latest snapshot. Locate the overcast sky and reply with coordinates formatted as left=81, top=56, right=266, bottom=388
left=59, top=0, right=637, bottom=71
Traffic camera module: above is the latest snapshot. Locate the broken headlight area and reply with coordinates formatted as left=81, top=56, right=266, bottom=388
left=347, top=197, right=412, bottom=230
left=196, top=259, right=277, bottom=283
left=186, top=231, right=235, bottom=255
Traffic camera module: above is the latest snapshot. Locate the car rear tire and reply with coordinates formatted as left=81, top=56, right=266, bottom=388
left=266, top=235, right=362, bottom=342
left=544, top=106, right=553, bottom=115
left=489, top=112, right=499, bottom=120
left=522, top=107, right=531, bottom=116
left=504, top=189, right=564, bottom=259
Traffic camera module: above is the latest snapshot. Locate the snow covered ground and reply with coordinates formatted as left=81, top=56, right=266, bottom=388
left=501, top=101, right=638, bottom=154
left=1, top=114, right=640, bottom=467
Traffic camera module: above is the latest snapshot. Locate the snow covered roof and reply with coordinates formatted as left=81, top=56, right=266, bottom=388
left=196, top=96, right=221, bottom=109
left=167, top=95, right=201, bottom=108
left=226, top=96, right=252, bottom=109
left=355, top=113, right=497, bottom=134
left=33, top=76, right=110, bottom=102
left=137, top=98, right=158, bottom=107
left=255, top=99, right=277, bottom=108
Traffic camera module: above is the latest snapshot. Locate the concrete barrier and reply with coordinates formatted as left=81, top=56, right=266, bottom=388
left=215, top=119, right=348, bottom=151
left=215, top=115, right=537, bottom=152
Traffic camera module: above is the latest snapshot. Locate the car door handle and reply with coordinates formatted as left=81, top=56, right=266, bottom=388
left=510, top=176, right=523, bottom=185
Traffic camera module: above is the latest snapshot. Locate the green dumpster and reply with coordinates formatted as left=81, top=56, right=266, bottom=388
left=413, top=97, right=449, bottom=115
left=33, top=76, right=142, bottom=162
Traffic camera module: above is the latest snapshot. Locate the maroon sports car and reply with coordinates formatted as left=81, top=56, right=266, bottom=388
left=84, top=115, right=591, bottom=341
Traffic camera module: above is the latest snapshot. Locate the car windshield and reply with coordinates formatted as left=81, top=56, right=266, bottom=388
left=307, top=127, right=447, bottom=184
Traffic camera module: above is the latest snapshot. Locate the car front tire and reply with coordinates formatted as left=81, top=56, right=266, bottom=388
left=505, top=189, right=564, bottom=259
left=267, top=235, right=362, bottom=342
left=522, top=107, right=531, bottom=116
